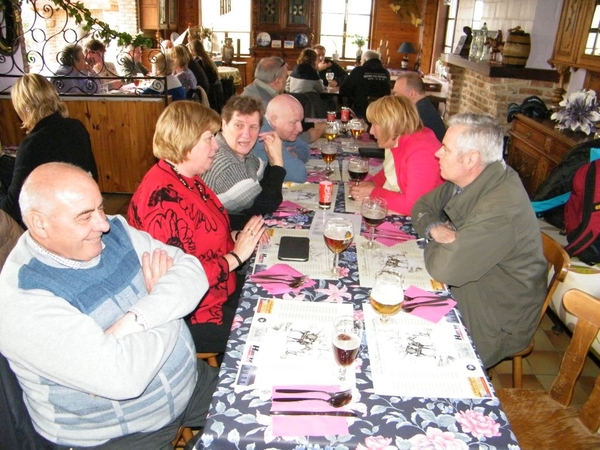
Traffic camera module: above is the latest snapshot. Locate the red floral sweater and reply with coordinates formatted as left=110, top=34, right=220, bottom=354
left=128, top=160, right=235, bottom=324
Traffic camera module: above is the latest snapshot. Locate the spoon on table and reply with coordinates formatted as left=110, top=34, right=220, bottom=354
left=273, top=390, right=353, bottom=408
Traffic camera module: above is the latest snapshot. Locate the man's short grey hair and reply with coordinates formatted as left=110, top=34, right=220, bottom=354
left=361, top=50, right=380, bottom=62
left=447, top=113, right=504, bottom=166
left=254, top=56, right=287, bottom=84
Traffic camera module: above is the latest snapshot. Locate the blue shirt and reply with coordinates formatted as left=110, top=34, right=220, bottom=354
left=253, top=122, right=310, bottom=183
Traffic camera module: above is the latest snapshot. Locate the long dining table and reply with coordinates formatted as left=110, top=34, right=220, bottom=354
left=194, top=140, right=520, bottom=449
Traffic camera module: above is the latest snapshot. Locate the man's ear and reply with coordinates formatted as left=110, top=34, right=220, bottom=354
left=27, top=211, right=50, bottom=240
left=466, top=150, right=482, bottom=170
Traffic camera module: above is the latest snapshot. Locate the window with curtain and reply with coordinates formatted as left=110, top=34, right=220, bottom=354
left=201, top=0, right=251, bottom=55
left=319, top=0, right=373, bottom=60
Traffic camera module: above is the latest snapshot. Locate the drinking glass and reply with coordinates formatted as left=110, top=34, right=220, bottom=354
left=347, top=157, right=369, bottom=199
left=324, top=121, right=339, bottom=142
left=323, top=217, right=354, bottom=278
left=348, top=118, right=365, bottom=150
left=325, top=71, right=335, bottom=86
left=370, top=269, right=404, bottom=323
left=321, top=142, right=338, bottom=176
left=361, top=196, right=388, bottom=250
left=331, top=315, right=363, bottom=381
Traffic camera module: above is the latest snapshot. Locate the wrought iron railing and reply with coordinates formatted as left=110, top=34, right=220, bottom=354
left=0, top=0, right=167, bottom=98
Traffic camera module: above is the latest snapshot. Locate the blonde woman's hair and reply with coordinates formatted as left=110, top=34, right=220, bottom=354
left=11, top=73, right=69, bottom=132
left=152, top=52, right=171, bottom=76
left=366, top=95, right=422, bottom=143
left=169, top=44, right=190, bottom=68
left=153, top=101, right=221, bottom=163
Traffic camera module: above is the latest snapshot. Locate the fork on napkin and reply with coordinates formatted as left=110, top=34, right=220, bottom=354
left=272, top=200, right=311, bottom=217
left=271, top=384, right=352, bottom=436
left=250, top=263, right=315, bottom=295
left=403, top=286, right=456, bottom=323
left=361, top=222, right=416, bottom=247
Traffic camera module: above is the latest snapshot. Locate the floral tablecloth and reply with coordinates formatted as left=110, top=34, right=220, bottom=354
left=195, top=156, right=520, bottom=450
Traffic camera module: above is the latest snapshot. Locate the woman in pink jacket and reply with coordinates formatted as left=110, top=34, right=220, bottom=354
left=349, top=95, right=443, bottom=214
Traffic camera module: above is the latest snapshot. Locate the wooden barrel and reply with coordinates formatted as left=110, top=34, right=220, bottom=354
left=502, top=32, right=531, bottom=67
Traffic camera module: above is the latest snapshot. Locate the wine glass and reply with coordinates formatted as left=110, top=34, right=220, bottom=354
left=348, top=118, right=365, bottom=151
left=331, top=315, right=363, bottom=382
left=321, top=142, right=338, bottom=176
left=347, top=157, right=369, bottom=199
left=325, top=71, right=335, bottom=87
left=361, top=196, right=388, bottom=250
left=324, top=121, right=339, bottom=142
left=323, top=217, right=354, bottom=278
left=370, top=269, right=404, bottom=324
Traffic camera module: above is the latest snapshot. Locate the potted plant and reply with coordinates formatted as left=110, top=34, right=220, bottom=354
left=350, top=34, right=368, bottom=63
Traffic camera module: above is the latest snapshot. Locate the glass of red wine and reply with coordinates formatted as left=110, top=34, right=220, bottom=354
left=331, top=315, right=363, bottom=382
left=347, top=157, right=369, bottom=199
left=361, top=196, right=388, bottom=250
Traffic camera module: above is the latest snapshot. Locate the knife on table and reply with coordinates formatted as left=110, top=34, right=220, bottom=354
left=271, top=411, right=357, bottom=417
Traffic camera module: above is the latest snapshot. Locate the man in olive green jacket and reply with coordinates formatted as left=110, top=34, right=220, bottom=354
left=412, top=113, right=546, bottom=368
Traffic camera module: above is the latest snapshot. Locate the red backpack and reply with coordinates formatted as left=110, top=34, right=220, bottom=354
left=564, top=159, right=600, bottom=264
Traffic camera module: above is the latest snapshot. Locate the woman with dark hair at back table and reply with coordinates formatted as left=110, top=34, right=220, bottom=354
left=0, top=73, right=97, bottom=226
left=187, top=39, right=219, bottom=86
left=128, top=101, right=266, bottom=355
left=286, top=48, right=324, bottom=94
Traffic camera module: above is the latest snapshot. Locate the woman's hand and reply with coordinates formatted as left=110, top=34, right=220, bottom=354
left=232, top=216, right=267, bottom=263
left=258, top=131, right=284, bottom=167
left=349, top=181, right=376, bottom=203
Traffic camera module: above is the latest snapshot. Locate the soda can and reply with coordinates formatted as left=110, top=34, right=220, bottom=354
left=327, top=111, right=336, bottom=122
left=319, top=180, right=333, bottom=210
left=340, top=107, right=350, bottom=123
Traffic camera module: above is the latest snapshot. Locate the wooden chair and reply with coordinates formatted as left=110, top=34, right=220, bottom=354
left=497, top=289, right=600, bottom=449
left=172, top=353, right=219, bottom=448
left=510, top=232, right=570, bottom=388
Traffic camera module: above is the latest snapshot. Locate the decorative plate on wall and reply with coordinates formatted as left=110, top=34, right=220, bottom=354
left=257, top=32, right=272, bottom=47
left=295, top=33, right=308, bottom=48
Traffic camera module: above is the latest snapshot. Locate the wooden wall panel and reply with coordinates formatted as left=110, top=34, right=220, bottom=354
left=0, top=97, right=165, bottom=194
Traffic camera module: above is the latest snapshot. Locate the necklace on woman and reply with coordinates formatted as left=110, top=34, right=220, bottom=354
left=164, top=160, right=211, bottom=202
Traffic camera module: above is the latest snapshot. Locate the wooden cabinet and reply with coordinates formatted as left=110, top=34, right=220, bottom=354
left=250, top=0, right=317, bottom=68
left=507, top=114, right=594, bottom=196
left=138, top=0, right=177, bottom=31
left=551, top=0, right=600, bottom=71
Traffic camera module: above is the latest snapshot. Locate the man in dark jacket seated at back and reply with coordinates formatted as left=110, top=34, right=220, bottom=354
left=339, top=50, right=390, bottom=119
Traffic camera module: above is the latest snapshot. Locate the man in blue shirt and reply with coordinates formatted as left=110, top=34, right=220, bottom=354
left=253, top=94, right=310, bottom=183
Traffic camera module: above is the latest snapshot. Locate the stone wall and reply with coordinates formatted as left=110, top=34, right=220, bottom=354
left=444, top=63, right=555, bottom=133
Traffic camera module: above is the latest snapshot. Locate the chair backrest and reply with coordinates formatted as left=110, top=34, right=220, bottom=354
left=187, top=86, right=210, bottom=107
left=207, top=79, right=225, bottom=114
left=537, top=232, right=570, bottom=326
left=550, top=289, right=600, bottom=432
left=0, top=210, right=23, bottom=271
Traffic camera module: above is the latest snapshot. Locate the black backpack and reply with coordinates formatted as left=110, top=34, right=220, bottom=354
left=531, top=139, right=600, bottom=228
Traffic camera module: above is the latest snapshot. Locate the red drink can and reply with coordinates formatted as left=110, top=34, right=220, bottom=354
left=319, top=180, right=333, bottom=210
left=327, top=111, right=336, bottom=122
left=340, top=107, right=350, bottom=123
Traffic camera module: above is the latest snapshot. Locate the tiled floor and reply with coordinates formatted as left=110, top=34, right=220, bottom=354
left=102, top=192, right=599, bottom=410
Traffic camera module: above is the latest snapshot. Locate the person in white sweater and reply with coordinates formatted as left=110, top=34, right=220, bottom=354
left=0, top=162, right=217, bottom=449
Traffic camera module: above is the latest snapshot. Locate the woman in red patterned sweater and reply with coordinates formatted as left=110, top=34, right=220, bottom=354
left=128, top=101, right=266, bottom=355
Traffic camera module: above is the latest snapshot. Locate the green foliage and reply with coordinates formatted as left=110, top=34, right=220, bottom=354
left=49, top=0, right=152, bottom=48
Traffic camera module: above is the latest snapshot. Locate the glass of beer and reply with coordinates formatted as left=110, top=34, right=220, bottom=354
left=331, top=315, right=363, bottom=381
left=361, top=196, right=388, bottom=250
left=324, top=121, right=339, bottom=142
left=348, top=118, right=365, bottom=151
left=370, top=269, right=404, bottom=323
left=323, top=217, right=354, bottom=278
left=347, top=157, right=369, bottom=199
left=321, top=142, right=338, bottom=176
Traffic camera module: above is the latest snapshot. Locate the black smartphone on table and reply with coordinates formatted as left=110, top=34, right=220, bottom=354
left=278, top=236, right=310, bottom=262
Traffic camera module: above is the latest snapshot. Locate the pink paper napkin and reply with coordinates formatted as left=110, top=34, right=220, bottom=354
left=250, top=263, right=316, bottom=295
left=361, top=222, right=416, bottom=247
left=272, top=201, right=306, bottom=218
left=271, top=384, right=351, bottom=436
left=404, top=286, right=456, bottom=323
left=306, top=171, right=328, bottom=183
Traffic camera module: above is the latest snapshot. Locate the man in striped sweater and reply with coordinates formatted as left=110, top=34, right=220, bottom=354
left=0, top=163, right=217, bottom=449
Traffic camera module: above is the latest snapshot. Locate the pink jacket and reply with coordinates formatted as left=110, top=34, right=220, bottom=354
left=371, top=127, right=443, bottom=215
